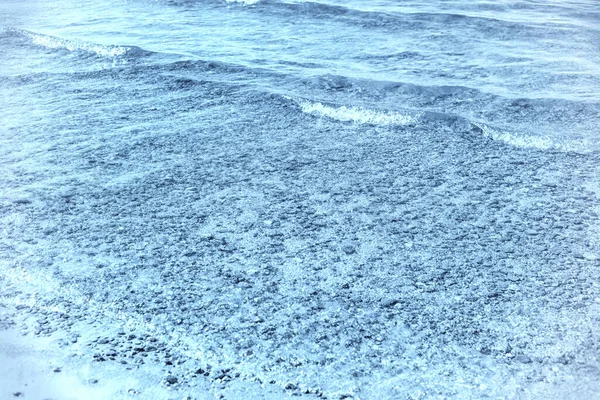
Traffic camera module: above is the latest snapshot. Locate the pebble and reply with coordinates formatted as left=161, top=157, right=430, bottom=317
left=166, top=375, right=178, bottom=385
left=557, top=355, right=571, bottom=365
left=342, top=245, right=356, bottom=255
left=514, top=355, right=533, bottom=364
left=12, top=198, right=31, bottom=204
left=88, top=379, right=99, bottom=384
left=380, top=298, right=400, bottom=308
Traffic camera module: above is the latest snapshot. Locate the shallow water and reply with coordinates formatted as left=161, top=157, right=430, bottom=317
left=1, top=0, right=600, bottom=399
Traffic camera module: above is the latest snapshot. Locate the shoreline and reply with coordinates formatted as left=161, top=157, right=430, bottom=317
left=0, top=325, right=87, bottom=400
left=0, top=319, right=177, bottom=400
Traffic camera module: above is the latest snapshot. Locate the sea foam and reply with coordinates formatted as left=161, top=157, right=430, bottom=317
left=225, top=0, right=261, bottom=5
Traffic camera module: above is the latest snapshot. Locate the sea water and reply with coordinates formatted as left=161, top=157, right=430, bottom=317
left=2, top=0, right=599, bottom=152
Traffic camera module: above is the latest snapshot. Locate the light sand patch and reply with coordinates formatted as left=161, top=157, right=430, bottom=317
left=0, top=328, right=179, bottom=400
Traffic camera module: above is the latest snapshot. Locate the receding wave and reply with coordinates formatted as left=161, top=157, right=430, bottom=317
left=295, top=99, right=422, bottom=126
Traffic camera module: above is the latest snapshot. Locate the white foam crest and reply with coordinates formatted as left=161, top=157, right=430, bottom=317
left=297, top=100, right=421, bottom=126
left=24, top=31, right=129, bottom=57
left=474, top=122, right=587, bottom=153
left=225, top=0, right=261, bottom=5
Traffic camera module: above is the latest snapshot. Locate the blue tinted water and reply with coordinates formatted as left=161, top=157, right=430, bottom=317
left=1, top=0, right=599, bottom=151
left=2, top=1, right=600, bottom=398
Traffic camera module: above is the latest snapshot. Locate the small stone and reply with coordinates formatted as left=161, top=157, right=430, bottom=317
left=285, top=383, right=298, bottom=390
left=166, top=375, right=178, bottom=385
left=515, top=355, right=532, bottom=364
left=88, top=379, right=98, bottom=384
left=381, top=298, right=400, bottom=308
left=342, top=245, right=356, bottom=255
left=98, top=338, right=110, bottom=344
left=13, top=392, right=23, bottom=397
left=53, top=367, right=61, bottom=373
left=12, top=198, right=31, bottom=204
left=557, top=355, right=571, bottom=365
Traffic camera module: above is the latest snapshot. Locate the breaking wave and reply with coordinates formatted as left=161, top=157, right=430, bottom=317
left=15, top=30, right=139, bottom=58
left=471, top=122, right=592, bottom=153
left=295, top=99, right=422, bottom=126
